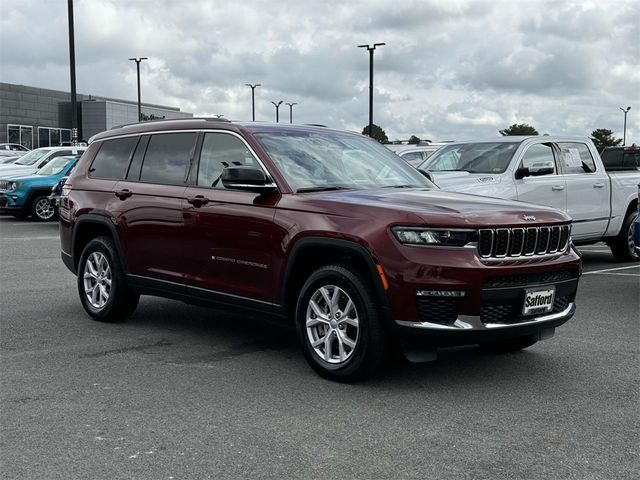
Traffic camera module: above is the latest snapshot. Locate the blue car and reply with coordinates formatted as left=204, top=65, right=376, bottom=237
left=0, top=155, right=79, bottom=221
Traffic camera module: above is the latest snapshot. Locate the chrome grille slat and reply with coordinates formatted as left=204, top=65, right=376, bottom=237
left=0, top=180, right=10, bottom=191
left=478, top=225, right=571, bottom=261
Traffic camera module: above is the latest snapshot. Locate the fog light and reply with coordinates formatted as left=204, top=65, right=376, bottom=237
left=417, top=290, right=467, bottom=297
left=11, top=196, right=18, bottom=200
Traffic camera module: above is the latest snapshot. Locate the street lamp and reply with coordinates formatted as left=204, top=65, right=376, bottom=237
left=245, top=83, right=261, bottom=121
left=357, top=42, right=385, bottom=137
left=271, top=101, right=283, bottom=123
left=620, top=106, right=631, bottom=146
left=285, top=102, right=298, bottom=124
left=128, top=57, right=148, bottom=121
left=67, top=0, right=78, bottom=145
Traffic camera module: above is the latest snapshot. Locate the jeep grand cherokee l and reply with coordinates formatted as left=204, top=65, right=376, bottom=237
left=59, top=119, right=581, bottom=381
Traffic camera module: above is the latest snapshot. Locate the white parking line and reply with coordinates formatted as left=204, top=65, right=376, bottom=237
left=594, top=272, right=640, bottom=277
left=4, top=235, right=59, bottom=240
left=583, top=265, right=640, bottom=275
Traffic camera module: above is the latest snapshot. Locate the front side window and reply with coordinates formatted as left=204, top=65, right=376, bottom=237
left=90, top=137, right=138, bottom=180
left=399, top=151, right=424, bottom=166
left=254, top=130, right=433, bottom=192
left=140, top=132, right=197, bottom=185
left=557, top=142, right=596, bottom=174
left=423, top=142, right=519, bottom=173
left=520, top=143, right=556, bottom=175
left=197, top=133, right=261, bottom=188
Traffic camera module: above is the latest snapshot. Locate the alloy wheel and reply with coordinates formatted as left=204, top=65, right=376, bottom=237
left=305, top=285, right=360, bottom=364
left=34, top=198, right=55, bottom=220
left=83, top=252, right=112, bottom=309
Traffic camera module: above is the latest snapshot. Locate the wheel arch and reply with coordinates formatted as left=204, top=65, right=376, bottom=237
left=72, top=215, right=128, bottom=273
left=280, top=237, right=392, bottom=325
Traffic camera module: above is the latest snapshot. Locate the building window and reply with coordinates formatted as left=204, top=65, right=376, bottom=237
left=37, top=127, right=72, bottom=147
left=7, top=125, right=34, bottom=149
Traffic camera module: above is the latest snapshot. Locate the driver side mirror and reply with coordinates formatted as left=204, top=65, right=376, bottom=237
left=515, top=165, right=554, bottom=179
left=418, top=169, right=434, bottom=182
left=221, top=166, right=278, bottom=194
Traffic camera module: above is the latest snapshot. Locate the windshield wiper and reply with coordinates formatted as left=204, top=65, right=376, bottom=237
left=296, top=186, right=352, bottom=193
left=382, top=184, right=421, bottom=189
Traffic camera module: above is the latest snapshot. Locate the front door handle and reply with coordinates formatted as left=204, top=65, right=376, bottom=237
left=187, top=195, right=209, bottom=208
left=593, top=182, right=605, bottom=188
left=115, top=189, right=132, bottom=200
left=551, top=185, right=565, bottom=191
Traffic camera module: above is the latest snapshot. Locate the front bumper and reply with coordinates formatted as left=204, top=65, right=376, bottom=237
left=0, top=192, right=26, bottom=214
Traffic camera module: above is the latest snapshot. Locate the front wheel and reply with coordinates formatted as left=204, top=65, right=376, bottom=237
left=295, top=264, right=387, bottom=382
left=30, top=195, right=57, bottom=221
left=609, top=209, right=639, bottom=262
left=77, top=236, right=139, bottom=322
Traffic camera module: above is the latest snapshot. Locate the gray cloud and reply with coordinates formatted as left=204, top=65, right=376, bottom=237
left=1, top=0, right=638, bottom=142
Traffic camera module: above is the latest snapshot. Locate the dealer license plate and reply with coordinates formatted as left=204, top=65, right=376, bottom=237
left=522, top=288, right=555, bottom=316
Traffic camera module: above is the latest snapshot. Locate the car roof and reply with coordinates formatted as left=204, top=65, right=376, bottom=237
left=445, top=136, right=594, bottom=145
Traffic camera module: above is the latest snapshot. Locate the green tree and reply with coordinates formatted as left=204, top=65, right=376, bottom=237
left=362, top=124, right=389, bottom=143
left=499, top=123, right=539, bottom=136
left=590, top=128, right=622, bottom=153
left=408, top=135, right=421, bottom=144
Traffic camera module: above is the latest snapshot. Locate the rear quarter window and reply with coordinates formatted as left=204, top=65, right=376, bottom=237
left=89, top=137, right=138, bottom=180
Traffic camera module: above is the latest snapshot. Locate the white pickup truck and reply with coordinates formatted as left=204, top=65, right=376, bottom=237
left=419, top=136, right=640, bottom=261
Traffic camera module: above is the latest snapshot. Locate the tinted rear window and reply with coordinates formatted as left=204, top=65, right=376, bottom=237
left=90, top=137, right=138, bottom=180
left=140, top=132, right=197, bottom=185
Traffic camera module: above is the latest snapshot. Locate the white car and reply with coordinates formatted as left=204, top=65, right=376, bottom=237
left=0, top=146, right=86, bottom=177
left=421, top=136, right=640, bottom=261
left=386, top=143, right=448, bottom=167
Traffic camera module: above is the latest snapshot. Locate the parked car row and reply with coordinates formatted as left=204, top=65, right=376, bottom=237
left=0, top=146, right=85, bottom=221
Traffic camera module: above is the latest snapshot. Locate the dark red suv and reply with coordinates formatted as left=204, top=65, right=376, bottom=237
left=59, top=119, right=581, bottom=381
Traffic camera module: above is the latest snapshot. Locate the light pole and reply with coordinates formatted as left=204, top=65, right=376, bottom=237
left=67, top=0, right=78, bottom=145
left=271, top=101, right=283, bottom=123
left=357, top=42, right=385, bottom=137
left=620, top=106, right=631, bottom=145
left=245, top=83, right=261, bottom=121
left=286, top=102, right=298, bottom=124
left=128, top=57, right=148, bottom=121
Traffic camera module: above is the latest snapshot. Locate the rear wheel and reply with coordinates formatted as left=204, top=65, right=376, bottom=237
left=479, top=335, right=538, bottom=353
left=30, top=195, right=57, bottom=221
left=609, top=209, right=639, bottom=262
left=77, top=236, right=139, bottom=322
left=295, top=264, right=386, bottom=382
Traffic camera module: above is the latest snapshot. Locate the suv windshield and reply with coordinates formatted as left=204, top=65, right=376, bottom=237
left=254, top=130, right=434, bottom=192
left=421, top=142, right=519, bottom=173
left=15, top=149, right=50, bottom=166
left=37, top=156, right=73, bottom=176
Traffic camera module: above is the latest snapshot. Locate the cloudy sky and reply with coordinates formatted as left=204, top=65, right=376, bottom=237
left=1, top=0, right=638, bottom=142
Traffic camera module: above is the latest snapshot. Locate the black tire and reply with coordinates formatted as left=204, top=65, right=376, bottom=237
left=30, top=195, right=57, bottom=222
left=77, top=236, right=139, bottom=322
left=295, top=264, right=387, bottom=382
left=479, top=335, right=538, bottom=353
left=609, top=209, right=639, bottom=262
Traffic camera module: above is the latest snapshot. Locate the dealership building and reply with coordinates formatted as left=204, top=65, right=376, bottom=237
left=0, top=82, right=193, bottom=148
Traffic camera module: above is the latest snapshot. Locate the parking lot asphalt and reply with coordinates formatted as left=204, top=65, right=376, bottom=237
left=1, top=216, right=638, bottom=480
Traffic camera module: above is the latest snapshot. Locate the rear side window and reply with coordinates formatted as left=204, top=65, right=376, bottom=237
left=90, top=138, right=138, bottom=179
left=557, top=142, right=596, bottom=174
left=140, top=132, right=197, bottom=185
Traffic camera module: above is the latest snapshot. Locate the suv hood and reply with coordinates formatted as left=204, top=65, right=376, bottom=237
left=0, top=165, right=37, bottom=177
left=301, top=187, right=569, bottom=227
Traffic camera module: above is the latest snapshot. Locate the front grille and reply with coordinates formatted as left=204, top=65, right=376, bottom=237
left=483, top=269, right=578, bottom=288
left=478, top=225, right=571, bottom=260
left=480, top=295, right=571, bottom=324
left=0, top=180, right=10, bottom=191
left=416, top=297, right=458, bottom=326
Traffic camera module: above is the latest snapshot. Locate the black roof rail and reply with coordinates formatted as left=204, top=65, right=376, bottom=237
left=304, top=124, right=328, bottom=127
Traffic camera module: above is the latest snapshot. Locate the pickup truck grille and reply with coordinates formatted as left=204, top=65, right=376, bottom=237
left=0, top=180, right=10, bottom=191
left=478, top=225, right=570, bottom=260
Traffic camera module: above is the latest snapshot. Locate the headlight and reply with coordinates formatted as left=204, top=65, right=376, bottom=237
left=9, top=182, right=18, bottom=191
left=392, top=227, right=477, bottom=247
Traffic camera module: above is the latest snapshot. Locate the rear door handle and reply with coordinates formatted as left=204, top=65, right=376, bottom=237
left=187, top=195, right=209, bottom=207
left=115, top=189, right=132, bottom=200
left=551, top=185, right=565, bottom=191
left=593, top=182, right=605, bottom=188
